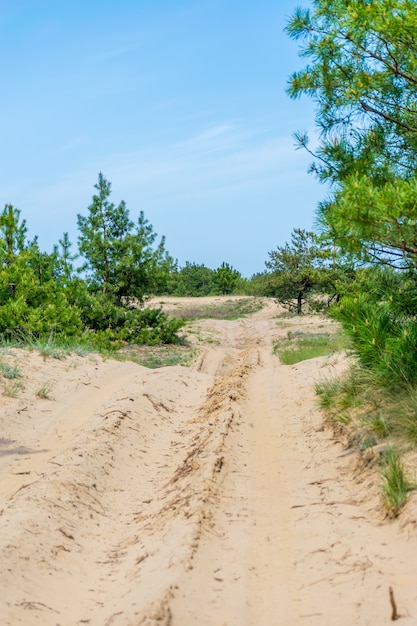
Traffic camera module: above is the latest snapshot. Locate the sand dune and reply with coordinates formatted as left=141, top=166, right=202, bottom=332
left=0, top=298, right=416, bottom=624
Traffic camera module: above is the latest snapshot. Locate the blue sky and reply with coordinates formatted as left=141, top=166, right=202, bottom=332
left=0, top=0, right=324, bottom=277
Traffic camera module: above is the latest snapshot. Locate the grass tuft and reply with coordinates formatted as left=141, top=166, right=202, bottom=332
left=0, top=363, right=21, bottom=379
left=3, top=380, right=24, bottom=397
left=381, top=446, right=414, bottom=516
left=36, top=382, right=53, bottom=399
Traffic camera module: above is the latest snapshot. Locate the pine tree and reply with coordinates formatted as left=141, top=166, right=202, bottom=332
left=77, top=173, right=172, bottom=303
left=0, top=204, right=27, bottom=266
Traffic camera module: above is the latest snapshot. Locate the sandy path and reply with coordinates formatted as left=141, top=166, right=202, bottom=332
left=171, top=347, right=299, bottom=625
left=0, top=298, right=417, bottom=624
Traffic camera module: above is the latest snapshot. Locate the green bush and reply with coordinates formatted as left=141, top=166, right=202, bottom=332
left=70, top=290, right=185, bottom=346
left=332, top=268, right=417, bottom=388
left=0, top=288, right=83, bottom=342
left=0, top=259, right=184, bottom=349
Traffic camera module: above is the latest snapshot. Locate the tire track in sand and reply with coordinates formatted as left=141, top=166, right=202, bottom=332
left=0, top=335, right=259, bottom=625
left=169, top=345, right=299, bottom=625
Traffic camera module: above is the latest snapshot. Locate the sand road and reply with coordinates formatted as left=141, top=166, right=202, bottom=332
left=0, top=298, right=416, bottom=625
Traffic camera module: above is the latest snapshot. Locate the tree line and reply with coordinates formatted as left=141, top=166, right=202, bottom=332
left=0, top=171, right=360, bottom=353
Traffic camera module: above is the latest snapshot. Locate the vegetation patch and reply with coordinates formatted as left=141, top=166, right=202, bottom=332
left=170, top=297, right=265, bottom=321
left=120, top=344, right=194, bottom=369
left=316, top=365, right=417, bottom=514
left=274, top=330, right=348, bottom=365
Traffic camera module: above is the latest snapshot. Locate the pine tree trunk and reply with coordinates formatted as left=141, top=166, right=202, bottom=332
left=297, top=291, right=303, bottom=315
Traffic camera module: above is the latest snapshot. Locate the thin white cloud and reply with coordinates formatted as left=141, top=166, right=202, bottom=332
left=2, top=121, right=318, bottom=210
left=177, top=123, right=263, bottom=154
left=98, top=124, right=308, bottom=199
